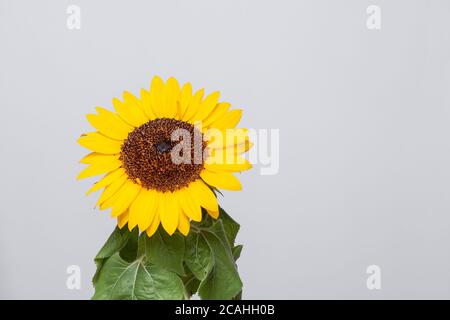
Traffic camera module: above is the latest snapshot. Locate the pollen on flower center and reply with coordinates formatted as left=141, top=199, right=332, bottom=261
left=120, top=118, right=206, bottom=192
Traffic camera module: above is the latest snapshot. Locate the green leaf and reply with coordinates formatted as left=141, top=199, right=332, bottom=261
left=232, top=245, right=243, bottom=261
left=219, top=207, right=240, bottom=247
left=185, top=231, right=214, bottom=281
left=232, top=290, right=242, bottom=300
left=197, top=220, right=243, bottom=300
left=92, top=253, right=185, bottom=300
left=93, top=227, right=135, bottom=285
left=182, top=269, right=201, bottom=299
left=145, top=227, right=185, bottom=275
left=92, top=208, right=244, bottom=300
left=231, top=244, right=243, bottom=300
left=136, top=232, right=147, bottom=258
left=119, top=228, right=139, bottom=262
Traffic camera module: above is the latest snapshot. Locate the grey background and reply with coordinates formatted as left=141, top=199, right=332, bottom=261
left=1, top=0, right=449, bottom=299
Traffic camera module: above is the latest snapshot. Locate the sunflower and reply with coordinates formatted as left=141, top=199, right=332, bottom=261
left=78, top=76, right=252, bottom=237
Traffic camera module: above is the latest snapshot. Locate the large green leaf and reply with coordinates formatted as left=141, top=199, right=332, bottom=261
left=232, top=244, right=243, bottom=261
left=197, top=220, right=243, bottom=300
left=93, top=227, right=136, bottom=284
left=182, top=267, right=201, bottom=299
left=92, top=207, right=243, bottom=300
left=92, top=253, right=185, bottom=300
left=119, top=228, right=139, bottom=262
left=185, top=231, right=213, bottom=281
left=218, top=207, right=240, bottom=247
left=136, top=232, right=147, bottom=257
left=145, top=228, right=185, bottom=275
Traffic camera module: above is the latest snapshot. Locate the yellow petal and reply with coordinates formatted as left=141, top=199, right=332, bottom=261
left=188, top=180, right=218, bottom=212
left=210, top=109, right=243, bottom=130
left=182, top=88, right=204, bottom=121
left=177, top=212, right=190, bottom=236
left=205, top=157, right=252, bottom=172
left=159, top=192, right=179, bottom=235
left=113, top=94, right=147, bottom=127
left=86, top=168, right=125, bottom=195
left=162, top=77, right=180, bottom=118
left=210, top=140, right=252, bottom=156
left=205, top=128, right=249, bottom=149
left=206, top=209, right=219, bottom=219
left=149, top=76, right=165, bottom=117
left=146, top=212, right=160, bottom=237
left=222, top=139, right=252, bottom=154
left=99, top=179, right=140, bottom=212
left=78, top=132, right=122, bottom=154
left=128, top=188, right=158, bottom=231
left=79, top=152, right=118, bottom=165
left=202, top=102, right=231, bottom=128
left=117, top=210, right=129, bottom=229
left=205, top=150, right=248, bottom=165
left=108, top=180, right=141, bottom=217
left=79, top=152, right=102, bottom=164
left=177, top=188, right=202, bottom=222
left=191, top=91, right=220, bottom=122
left=86, top=107, right=132, bottom=140
left=200, top=170, right=242, bottom=191
left=123, top=91, right=145, bottom=112
left=205, top=142, right=251, bottom=170
left=140, top=88, right=156, bottom=120
left=178, top=82, right=192, bottom=119
left=138, top=189, right=158, bottom=231
left=127, top=189, right=142, bottom=230
left=77, top=156, right=122, bottom=180
left=96, top=174, right=128, bottom=206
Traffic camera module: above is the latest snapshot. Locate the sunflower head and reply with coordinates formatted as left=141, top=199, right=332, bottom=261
left=78, top=76, right=252, bottom=237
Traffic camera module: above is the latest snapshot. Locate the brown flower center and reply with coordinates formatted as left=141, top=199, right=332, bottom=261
left=120, top=118, right=206, bottom=192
